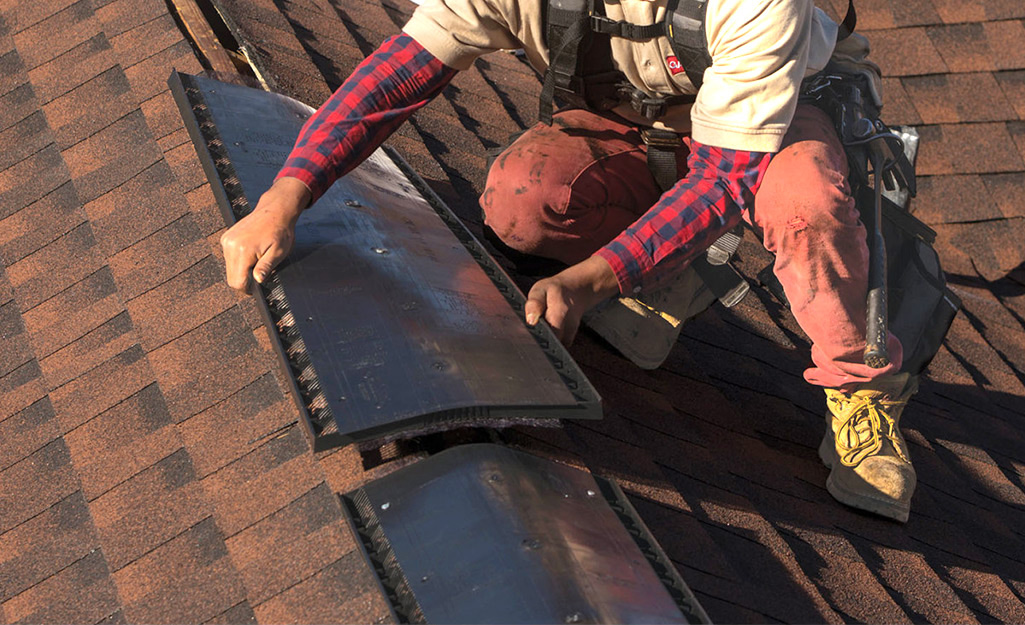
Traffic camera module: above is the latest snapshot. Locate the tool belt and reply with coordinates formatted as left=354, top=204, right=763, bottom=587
left=638, top=69, right=960, bottom=375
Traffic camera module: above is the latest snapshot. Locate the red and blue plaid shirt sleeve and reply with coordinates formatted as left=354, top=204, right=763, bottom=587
left=275, top=34, right=458, bottom=203
left=594, top=141, right=772, bottom=294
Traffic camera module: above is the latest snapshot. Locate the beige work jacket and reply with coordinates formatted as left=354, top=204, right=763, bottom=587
left=405, top=0, right=873, bottom=153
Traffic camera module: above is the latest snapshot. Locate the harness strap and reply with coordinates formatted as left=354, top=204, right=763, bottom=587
left=639, top=128, right=750, bottom=308
left=541, top=0, right=630, bottom=123
left=626, top=88, right=696, bottom=120
left=590, top=16, right=662, bottom=39
left=665, top=0, right=710, bottom=89
left=640, top=128, right=681, bottom=192
left=540, top=2, right=593, bottom=124
left=837, top=0, right=857, bottom=41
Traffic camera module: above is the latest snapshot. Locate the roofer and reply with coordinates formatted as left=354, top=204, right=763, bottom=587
left=220, top=0, right=925, bottom=522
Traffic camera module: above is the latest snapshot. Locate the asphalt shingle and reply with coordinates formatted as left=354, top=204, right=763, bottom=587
left=1, top=0, right=1024, bottom=621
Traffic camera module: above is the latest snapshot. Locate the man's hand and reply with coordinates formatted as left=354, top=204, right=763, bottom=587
left=525, top=255, right=620, bottom=345
left=220, top=177, right=311, bottom=291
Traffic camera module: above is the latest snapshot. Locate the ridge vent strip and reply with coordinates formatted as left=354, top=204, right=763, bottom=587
left=171, top=73, right=334, bottom=447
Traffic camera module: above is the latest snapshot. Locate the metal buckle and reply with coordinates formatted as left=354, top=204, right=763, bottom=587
left=639, top=127, right=681, bottom=148
left=589, top=14, right=618, bottom=33
left=801, top=72, right=844, bottom=97
left=630, top=91, right=668, bottom=120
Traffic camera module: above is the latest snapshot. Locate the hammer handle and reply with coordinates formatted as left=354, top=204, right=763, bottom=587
left=864, top=148, right=890, bottom=368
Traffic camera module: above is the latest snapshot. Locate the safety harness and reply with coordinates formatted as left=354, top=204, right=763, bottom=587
left=540, top=0, right=709, bottom=125
left=539, top=0, right=711, bottom=195
left=538, top=0, right=857, bottom=307
left=531, top=0, right=957, bottom=374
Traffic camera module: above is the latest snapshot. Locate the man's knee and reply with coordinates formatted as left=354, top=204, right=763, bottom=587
left=479, top=110, right=659, bottom=262
left=480, top=146, right=564, bottom=256
left=754, top=137, right=859, bottom=238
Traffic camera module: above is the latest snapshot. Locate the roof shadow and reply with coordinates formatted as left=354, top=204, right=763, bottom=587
left=501, top=297, right=1025, bottom=622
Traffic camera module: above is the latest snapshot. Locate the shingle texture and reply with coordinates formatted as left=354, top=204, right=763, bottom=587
left=1, top=0, right=1024, bottom=622
left=0, top=1, right=391, bottom=622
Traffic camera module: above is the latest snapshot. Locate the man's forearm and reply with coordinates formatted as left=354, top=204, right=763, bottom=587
left=276, top=33, right=458, bottom=203
left=596, top=142, right=772, bottom=294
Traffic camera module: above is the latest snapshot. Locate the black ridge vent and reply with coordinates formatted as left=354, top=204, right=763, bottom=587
left=341, top=444, right=711, bottom=625
left=593, top=476, right=711, bottom=625
left=170, top=73, right=337, bottom=438
left=168, top=72, right=602, bottom=450
left=346, top=488, right=426, bottom=624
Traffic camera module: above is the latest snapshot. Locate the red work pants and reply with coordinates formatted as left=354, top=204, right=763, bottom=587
left=480, top=105, right=902, bottom=389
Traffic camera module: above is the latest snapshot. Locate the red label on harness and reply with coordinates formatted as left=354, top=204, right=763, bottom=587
left=666, top=55, right=685, bottom=75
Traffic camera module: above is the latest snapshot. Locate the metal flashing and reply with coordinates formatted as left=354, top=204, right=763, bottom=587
left=342, top=443, right=711, bottom=624
left=168, top=72, right=602, bottom=449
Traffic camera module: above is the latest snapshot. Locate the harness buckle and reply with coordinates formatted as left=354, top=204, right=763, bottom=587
left=639, top=127, right=681, bottom=149
left=589, top=14, right=618, bottom=33
left=630, top=90, right=669, bottom=120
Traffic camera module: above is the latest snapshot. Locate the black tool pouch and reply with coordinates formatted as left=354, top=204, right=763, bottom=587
left=865, top=186, right=961, bottom=375
left=759, top=71, right=961, bottom=377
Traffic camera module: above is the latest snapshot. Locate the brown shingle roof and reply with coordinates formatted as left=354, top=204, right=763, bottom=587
left=2, top=0, right=1025, bottom=622
left=0, top=0, right=394, bottom=620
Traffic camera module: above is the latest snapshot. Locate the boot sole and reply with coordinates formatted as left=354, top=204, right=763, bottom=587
left=818, top=430, right=835, bottom=469
left=818, top=431, right=911, bottom=524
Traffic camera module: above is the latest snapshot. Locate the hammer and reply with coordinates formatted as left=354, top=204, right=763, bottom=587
left=861, top=127, right=916, bottom=368
left=863, top=146, right=889, bottom=368
left=842, top=87, right=915, bottom=368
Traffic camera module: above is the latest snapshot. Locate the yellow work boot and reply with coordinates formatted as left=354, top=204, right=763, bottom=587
left=582, top=266, right=715, bottom=370
left=817, top=373, right=919, bottom=523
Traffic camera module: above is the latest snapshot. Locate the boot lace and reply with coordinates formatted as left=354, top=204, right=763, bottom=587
left=826, top=391, right=910, bottom=467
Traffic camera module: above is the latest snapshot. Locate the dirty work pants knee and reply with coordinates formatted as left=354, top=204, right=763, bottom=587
left=480, top=105, right=903, bottom=389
